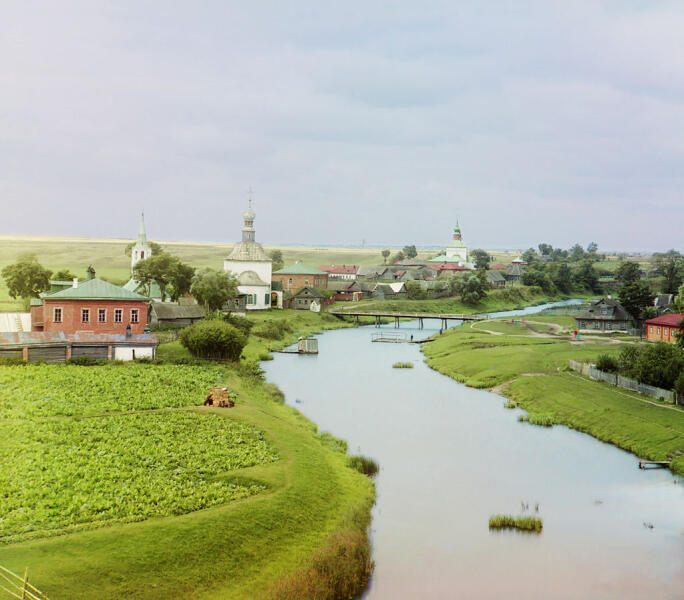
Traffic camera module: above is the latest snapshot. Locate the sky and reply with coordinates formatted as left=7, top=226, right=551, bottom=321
left=1, top=1, right=683, bottom=251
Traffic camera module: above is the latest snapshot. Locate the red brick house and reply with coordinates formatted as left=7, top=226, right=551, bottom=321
left=31, top=270, right=149, bottom=335
left=644, top=314, right=684, bottom=344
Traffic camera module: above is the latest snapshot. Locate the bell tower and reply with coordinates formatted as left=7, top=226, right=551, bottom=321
left=131, top=212, right=152, bottom=271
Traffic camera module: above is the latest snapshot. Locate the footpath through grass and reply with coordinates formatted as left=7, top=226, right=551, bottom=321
left=0, top=353, right=374, bottom=597
left=423, top=318, right=684, bottom=476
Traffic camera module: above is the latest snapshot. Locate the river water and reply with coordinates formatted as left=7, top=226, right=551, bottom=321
left=263, top=302, right=683, bottom=599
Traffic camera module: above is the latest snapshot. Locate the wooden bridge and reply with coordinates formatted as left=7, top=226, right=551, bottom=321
left=328, top=310, right=488, bottom=329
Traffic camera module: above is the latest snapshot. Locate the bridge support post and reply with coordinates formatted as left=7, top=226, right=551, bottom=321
left=375, top=315, right=380, bottom=327
left=395, top=317, right=399, bottom=328
left=355, top=315, right=359, bottom=325
left=419, top=318, right=423, bottom=329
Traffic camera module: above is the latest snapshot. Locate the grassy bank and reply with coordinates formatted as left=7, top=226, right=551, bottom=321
left=423, top=317, right=684, bottom=476
left=0, top=335, right=375, bottom=598
left=331, top=286, right=591, bottom=316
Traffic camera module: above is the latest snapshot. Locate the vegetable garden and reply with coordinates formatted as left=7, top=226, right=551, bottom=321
left=0, top=364, right=279, bottom=544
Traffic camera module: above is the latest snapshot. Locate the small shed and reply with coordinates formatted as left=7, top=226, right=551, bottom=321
left=149, top=301, right=206, bottom=328
left=291, top=287, right=326, bottom=310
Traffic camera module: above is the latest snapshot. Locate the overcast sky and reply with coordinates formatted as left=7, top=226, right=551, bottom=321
left=1, top=1, right=683, bottom=251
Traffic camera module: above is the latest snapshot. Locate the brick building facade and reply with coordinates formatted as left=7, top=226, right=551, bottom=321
left=31, top=273, right=149, bottom=335
left=272, top=263, right=328, bottom=292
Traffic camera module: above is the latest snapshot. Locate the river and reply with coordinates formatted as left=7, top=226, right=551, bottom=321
left=263, top=302, right=684, bottom=599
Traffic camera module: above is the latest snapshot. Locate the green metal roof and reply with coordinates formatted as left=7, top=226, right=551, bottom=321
left=273, top=263, right=326, bottom=275
left=44, top=278, right=148, bottom=301
left=124, top=278, right=162, bottom=298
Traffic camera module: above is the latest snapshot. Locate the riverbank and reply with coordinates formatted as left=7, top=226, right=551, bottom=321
left=0, top=318, right=376, bottom=598
left=330, top=286, right=592, bottom=316
left=423, top=317, right=684, bottom=476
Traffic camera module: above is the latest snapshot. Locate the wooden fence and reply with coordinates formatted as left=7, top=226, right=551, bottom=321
left=568, top=360, right=678, bottom=404
left=0, top=565, right=49, bottom=600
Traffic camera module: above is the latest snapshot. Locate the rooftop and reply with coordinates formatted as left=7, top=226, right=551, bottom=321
left=274, top=262, right=327, bottom=275
left=43, top=278, right=149, bottom=301
left=644, top=314, right=684, bottom=327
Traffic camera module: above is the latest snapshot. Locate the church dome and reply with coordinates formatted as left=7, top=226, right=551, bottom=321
left=243, top=207, right=255, bottom=220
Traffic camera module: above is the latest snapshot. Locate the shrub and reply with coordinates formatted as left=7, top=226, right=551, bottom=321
left=265, top=530, right=373, bottom=600
left=66, top=356, right=108, bottom=366
left=237, top=360, right=265, bottom=382
left=596, top=354, right=619, bottom=373
left=347, top=455, right=379, bottom=477
left=0, top=357, right=26, bottom=366
left=223, top=313, right=253, bottom=336
left=258, top=351, right=274, bottom=361
left=180, top=319, right=247, bottom=361
left=253, top=320, right=290, bottom=340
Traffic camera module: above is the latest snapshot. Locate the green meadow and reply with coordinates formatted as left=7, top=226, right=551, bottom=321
left=423, top=318, right=684, bottom=475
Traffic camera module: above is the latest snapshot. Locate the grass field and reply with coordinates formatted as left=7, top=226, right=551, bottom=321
left=0, top=359, right=375, bottom=598
left=423, top=318, right=684, bottom=475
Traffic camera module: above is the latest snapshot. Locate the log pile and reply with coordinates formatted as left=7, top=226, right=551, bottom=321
left=204, top=387, right=235, bottom=408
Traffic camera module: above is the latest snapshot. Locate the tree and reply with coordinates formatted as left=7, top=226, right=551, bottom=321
left=180, top=319, right=247, bottom=361
left=124, top=241, right=163, bottom=257
left=632, top=342, right=684, bottom=390
left=381, top=250, right=390, bottom=265
left=550, top=248, right=568, bottom=261
left=190, top=268, right=238, bottom=312
left=572, top=260, right=601, bottom=293
left=550, top=262, right=572, bottom=293
left=405, top=280, right=427, bottom=300
left=522, top=264, right=556, bottom=294
left=470, top=249, right=490, bottom=270
left=390, top=250, right=405, bottom=264
left=269, top=250, right=284, bottom=272
left=402, top=245, right=418, bottom=259
left=616, top=261, right=641, bottom=286
left=586, top=242, right=598, bottom=254
left=454, top=272, right=488, bottom=305
left=653, top=250, right=683, bottom=294
left=569, top=244, right=585, bottom=262
left=53, top=269, right=76, bottom=280
left=521, top=248, right=537, bottom=264
left=167, top=262, right=196, bottom=302
left=538, top=243, right=553, bottom=256
left=1, top=254, right=52, bottom=309
left=618, top=280, right=654, bottom=322
left=675, top=318, right=684, bottom=349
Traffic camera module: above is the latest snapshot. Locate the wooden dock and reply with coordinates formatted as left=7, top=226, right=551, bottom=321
left=371, top=332, right=434, bottom=344
left=638, top=460, right=671, bottom=469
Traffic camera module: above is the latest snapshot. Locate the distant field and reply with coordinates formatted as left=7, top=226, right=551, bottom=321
left=0, top=234, right=520, bottom=312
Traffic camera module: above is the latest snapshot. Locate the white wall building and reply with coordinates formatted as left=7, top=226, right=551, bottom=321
left=131, top=212, right=151, bottom=270
left=223, top=201, right=272, bottom=310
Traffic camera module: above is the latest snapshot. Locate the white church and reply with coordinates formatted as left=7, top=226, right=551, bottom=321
left=223, top=200, right=278, bottom=310
left=428, top=221, right=474, bottom=268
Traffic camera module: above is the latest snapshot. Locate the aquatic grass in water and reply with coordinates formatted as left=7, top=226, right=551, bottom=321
left=393, top=362, right=414, bottom=369
left=518, top=414, right=554, bottom=427
left=347, top=455, right=379, bottom=477
left=504, top=400, right=517, bottom=409
left=489, top=514, right=543, bottom=532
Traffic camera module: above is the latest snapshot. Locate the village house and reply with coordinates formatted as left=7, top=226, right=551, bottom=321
left=372, top=282, right=407, bottom=300
left=272, top=263, right=329, bottom=292
left=653, top=294, right=675, bottom=314
left=31, top=267, right=150, bottom=336
left=356, top=266, right=392, bottom=281
left=643, top=314, right=684, bottom=343
left=486, top=270, right=506, bottom=289
left=291, top=287, right=326, bottom=310
left=148, top=301, right=206, bottom=328
left=574, top=298, right=633, bottom=332
left=317, top=265, right=359, bottom=280
left=504, top=263, right=525, bottom=284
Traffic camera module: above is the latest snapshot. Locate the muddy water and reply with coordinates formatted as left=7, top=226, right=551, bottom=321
left=263, top=303, right=683, bottom=599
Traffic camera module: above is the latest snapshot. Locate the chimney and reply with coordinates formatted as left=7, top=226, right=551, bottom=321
left=73, top=278, right=78, bottom=288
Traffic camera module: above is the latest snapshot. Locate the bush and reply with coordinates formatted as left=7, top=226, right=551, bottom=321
left=66, top=356, right=108, bottom=366
left=179, top=319, right=247, bottom=361
left=223, top=313, right=253, bottom=336
left=237, top=360, right=265, bottom=382
left=596, top=354, right=619, bottom=373
left=347, top=455, right=379, bottom=477
left=253, top=320, right=291, bottom=340
left=265, top=530, right=373, bottom=600
left=0, top=357, right=26, bottom=366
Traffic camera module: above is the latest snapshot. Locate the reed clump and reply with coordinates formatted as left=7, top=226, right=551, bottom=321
left=489, top=514, right=543, bottom=532
left=392, top=362, right=414, bottom=369
left=518, top=414, right=554, bottom=427
left=504, top=400, right=517, bottom=409
left=347, top=455, right=379, bottom=477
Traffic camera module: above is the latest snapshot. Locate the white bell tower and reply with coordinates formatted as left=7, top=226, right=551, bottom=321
left=131, top=212, right=152, bottom=271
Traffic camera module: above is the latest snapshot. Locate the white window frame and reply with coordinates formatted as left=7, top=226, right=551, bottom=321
left=130, top=308, right=139, bottom=324
left=114, top=308, right=123, bottom=323
left=81, top=308, right=90, bottom=323
left=98, top=308, right=107, bottom=323
left=53, top=307, right=62, bottom=323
